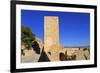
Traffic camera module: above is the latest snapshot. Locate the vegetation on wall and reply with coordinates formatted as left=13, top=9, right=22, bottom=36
left=21, top=26, right=35, bottom=50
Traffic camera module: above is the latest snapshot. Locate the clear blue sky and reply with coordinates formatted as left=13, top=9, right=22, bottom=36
left=21, top=10, right=90, bottom=47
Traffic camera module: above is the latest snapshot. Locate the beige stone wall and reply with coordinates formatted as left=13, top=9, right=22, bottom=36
left=44, top=16, right=59, bottom=52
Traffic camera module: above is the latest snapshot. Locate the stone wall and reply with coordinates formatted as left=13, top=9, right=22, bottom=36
left=44, top=16, right=59, bottom=52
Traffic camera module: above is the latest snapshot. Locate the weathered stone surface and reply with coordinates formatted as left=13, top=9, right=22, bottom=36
left=21, top=48, right=40, bottom=63
left=73, top=48, right=90, bottom=60
left=44, top=16, right=59, bottom=52
left=21, top=38, right=43, bottom=63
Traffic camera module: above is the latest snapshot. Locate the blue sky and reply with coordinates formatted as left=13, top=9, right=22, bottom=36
left=21, top=10, right=90, bottom=47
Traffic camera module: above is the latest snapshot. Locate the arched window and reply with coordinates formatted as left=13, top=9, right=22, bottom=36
left=59, top=53, right=65, bottom=61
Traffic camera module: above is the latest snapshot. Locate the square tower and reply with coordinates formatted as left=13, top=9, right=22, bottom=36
left=44, top=16, right=59, bottom=52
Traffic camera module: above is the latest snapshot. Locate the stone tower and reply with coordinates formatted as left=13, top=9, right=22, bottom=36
left=44, top=16, right=59, bottom=52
